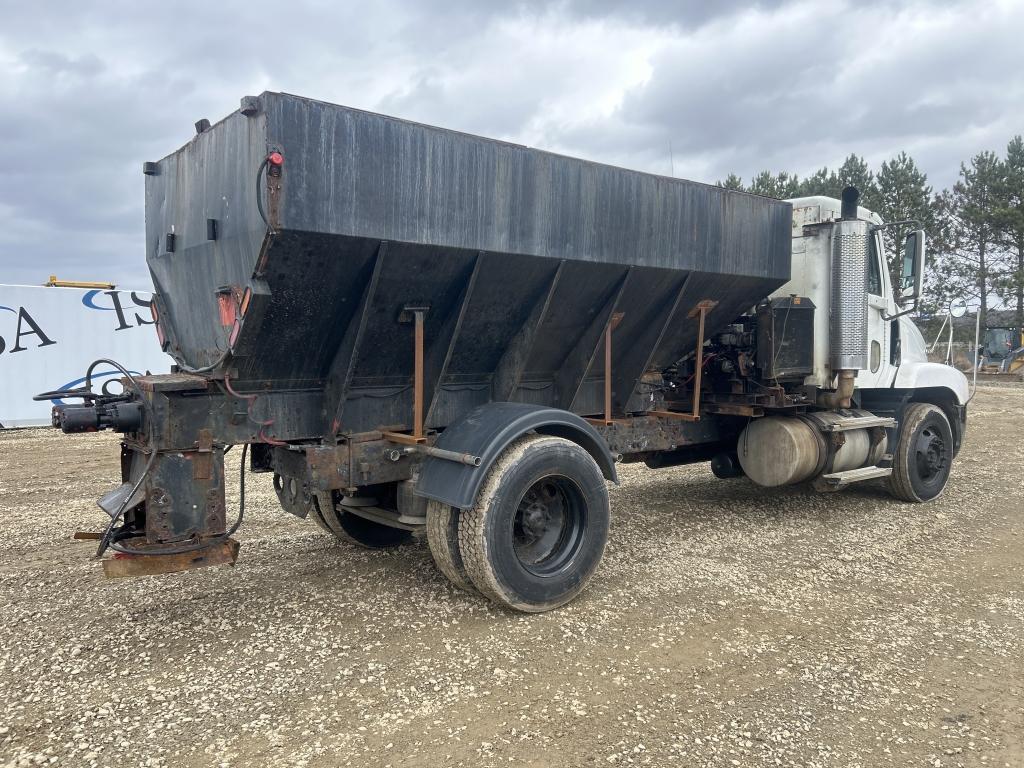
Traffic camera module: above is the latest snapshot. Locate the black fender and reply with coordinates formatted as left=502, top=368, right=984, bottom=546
left=414, top=402, right=618, bottom=509
left=858, top=386, right=967, bottom=458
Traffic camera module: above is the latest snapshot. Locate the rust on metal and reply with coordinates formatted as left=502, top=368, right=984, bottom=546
left=583, top=416, right=631, bottom=426
left=216, top=290, right=237, bottom=327
left=73, top=531, right=104, bottom=541
left=414, top=310, right=424, bottom=438
left=650, top=300, right=719, bottom=423
left=594, top=311, right=626, bottom=426
left=704, top=403, right=764, bottom=417
left=687, top=299, right=718, bottom=319
left=193, top=428, right=214, bottom=480
left=687, top=300, right=717, bottom=421
left=647, top=409, right=700, bottom=422
left=136, top=373, right=209, bottom=393
left=688, top=300, right=717, bottom=419
left=382, top=430, right=427, bottom=446
left=102, top=539, right=240, bottom=579
left=266, top=159, right=283, bottom=231
left=398, top=305, right=429, bottom=440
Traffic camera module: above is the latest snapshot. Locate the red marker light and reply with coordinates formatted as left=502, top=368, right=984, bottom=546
left=267, top=151, right=284, bottom=166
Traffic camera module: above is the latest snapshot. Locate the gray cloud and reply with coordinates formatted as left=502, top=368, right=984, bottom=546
left=1, top=0, right=1020, bottom=288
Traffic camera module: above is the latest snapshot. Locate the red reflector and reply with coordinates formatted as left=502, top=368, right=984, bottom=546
left=267, top=151, right=284, bottom=166
left=217, top=292, right=237, bottom=327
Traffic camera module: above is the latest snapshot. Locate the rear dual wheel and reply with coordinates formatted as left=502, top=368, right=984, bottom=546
left=425, top=501, right=477, bottom=593
left=309, top=489, right=414, bottom=548
left=426, top=435, right=610, bottom=613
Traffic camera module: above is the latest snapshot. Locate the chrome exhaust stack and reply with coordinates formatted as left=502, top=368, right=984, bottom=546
left=819, top=186, right=869, bottom=408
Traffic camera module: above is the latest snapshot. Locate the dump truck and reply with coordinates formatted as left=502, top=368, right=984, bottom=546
left=39, top=93, right=969, bottom=612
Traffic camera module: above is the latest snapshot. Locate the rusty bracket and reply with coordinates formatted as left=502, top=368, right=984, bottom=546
left=398, top=305, right=430, bottom=440
left=381, top=430, right=427, bottom=446
left=193, top=428, right=214, bottom=480
left=266, top=153, right=283, bottom=231
left=102, top=539, right=240, bottom=579
left=704, top=402, right=764, bottom=417
left=590, top=312, right=626, bottom=426
left=647, top=409, right=700, bottom=422
left=650, top=300, right=718, bottom=423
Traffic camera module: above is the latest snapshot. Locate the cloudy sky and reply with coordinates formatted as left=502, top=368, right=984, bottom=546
left=2, top=0, right=1022, bottom=288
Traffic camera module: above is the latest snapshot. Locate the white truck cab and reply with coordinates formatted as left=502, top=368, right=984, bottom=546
left=751, top=192, right=970, bottom=498
left=782, top=195, right=968, bottom=403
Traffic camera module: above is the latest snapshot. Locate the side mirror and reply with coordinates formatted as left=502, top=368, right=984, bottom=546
left=901, top=229, right=925, bottom=301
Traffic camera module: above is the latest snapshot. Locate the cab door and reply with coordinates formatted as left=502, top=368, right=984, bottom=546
left=860, top=231, right=893, bottom=388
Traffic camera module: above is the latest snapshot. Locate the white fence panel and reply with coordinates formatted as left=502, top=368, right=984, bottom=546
left=0, top=285, right=172, bottom=427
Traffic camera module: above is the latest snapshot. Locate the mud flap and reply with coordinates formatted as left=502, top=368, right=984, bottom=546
left=97, top=481, right=145, bottom=519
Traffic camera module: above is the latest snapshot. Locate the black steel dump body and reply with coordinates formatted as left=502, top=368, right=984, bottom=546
left=146, top=92, right=791, bottom=436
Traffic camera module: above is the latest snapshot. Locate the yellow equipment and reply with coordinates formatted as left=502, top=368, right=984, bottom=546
left=45, top=275, right=116, bottom=289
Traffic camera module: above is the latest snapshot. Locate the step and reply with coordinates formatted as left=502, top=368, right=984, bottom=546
left=817, top=415, right=897, bottom=432
left=815, top=465, right=893, bottom=490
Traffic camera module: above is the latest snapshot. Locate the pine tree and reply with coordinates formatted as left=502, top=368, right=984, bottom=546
left=717, top=156, right=876, bottom=203
left=747, top=170, right=801, bottom=199
left=933, top=152, right=1008, bottom=331
left=795, top=167, right=832, bottom=197
left=994, top=136, right=1024, bottom=339
left=875, top=152, right=935, bottom=302
left=833, top=154, right=878, bottom=208
left=793, top=155, right=878, bottom=204
left=717, top=173, right=745, bottom=191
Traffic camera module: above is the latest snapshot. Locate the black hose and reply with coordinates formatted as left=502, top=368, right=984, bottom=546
left=175, top=349, right=230, bottom=375
left=85, top=356, right=157, bottom=558
left=94, top=448, right=158, bottom=558
left=255, top=158, right=271, bottom=230
left=86, top=358, right=146, bottom=404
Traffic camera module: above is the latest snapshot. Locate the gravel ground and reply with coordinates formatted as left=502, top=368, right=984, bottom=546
left=1, top=384, right=1022, bottom=768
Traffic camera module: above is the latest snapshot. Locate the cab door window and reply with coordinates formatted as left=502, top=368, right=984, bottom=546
left=868, top=234, right=883, bottom=295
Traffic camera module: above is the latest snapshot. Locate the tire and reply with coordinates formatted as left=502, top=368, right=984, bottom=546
left=458, top=434, right=610, bottom=613
left=310, top=490, right=414, bottom=548
left=425, top=501, right=477, bottom=593
left=308, top=491, right=336, bottom=535
left=710, top=451, right=744, bottom=479
left=886, top=403, right=954, bottom=502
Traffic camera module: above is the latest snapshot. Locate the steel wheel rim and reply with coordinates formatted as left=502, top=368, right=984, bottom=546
left=913, top=425, right=947, bottom=483
left=512, top=476, right=586, bottom=576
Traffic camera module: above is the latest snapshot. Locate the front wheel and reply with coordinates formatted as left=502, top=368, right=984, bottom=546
left=887, top=403, right=954, bottom=502
left=457, top=435, right=610, bottom=613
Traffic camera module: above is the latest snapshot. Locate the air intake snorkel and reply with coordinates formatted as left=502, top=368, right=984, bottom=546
left=840, top=185, right=860, bottom=220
